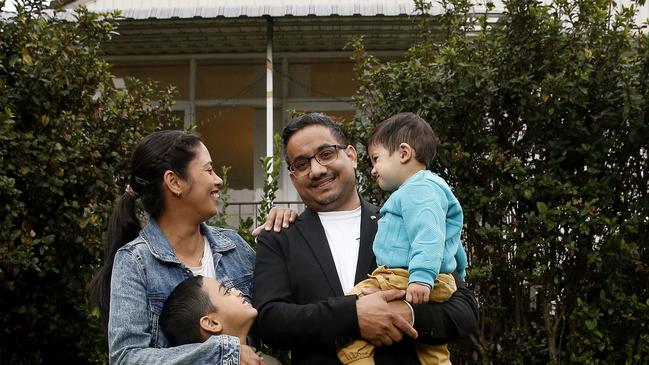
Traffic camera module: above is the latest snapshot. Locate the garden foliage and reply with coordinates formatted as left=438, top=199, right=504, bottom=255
left=348, top=0, right=649, bottom=363
left=0, top=1, right=180, bottom=362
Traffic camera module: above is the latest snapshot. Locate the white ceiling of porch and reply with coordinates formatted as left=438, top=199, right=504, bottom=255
left=58, top=0, right=491, bottom=57
left=63, top=0, right=428, bottom=18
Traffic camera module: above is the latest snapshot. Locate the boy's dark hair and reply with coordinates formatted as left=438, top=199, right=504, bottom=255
left=160, top=276, right=216, bottom=346
left=281, top=113, right=348, bottom=163
left=367, top=112, right=437, bottom=167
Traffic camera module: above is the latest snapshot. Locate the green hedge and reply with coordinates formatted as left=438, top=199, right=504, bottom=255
left=2, top=0, right=648, bottom=363
left=0, top=3, right=180, bottom=363
left=348, top=0, right=648, bottom=363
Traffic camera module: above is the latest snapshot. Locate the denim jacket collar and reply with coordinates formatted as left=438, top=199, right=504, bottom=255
left=140, top=219, right=237, bottom=264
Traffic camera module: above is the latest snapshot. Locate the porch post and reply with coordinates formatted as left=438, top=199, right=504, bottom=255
left=265, top=16, right=274, bottom=162
left=189, top=58, right=196, bottom=127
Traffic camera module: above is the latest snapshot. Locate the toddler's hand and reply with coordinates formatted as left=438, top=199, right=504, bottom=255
left=406, top=283, right=430, bottom=304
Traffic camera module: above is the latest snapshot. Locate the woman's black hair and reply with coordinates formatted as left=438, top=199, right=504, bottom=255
left=89, top=130, right=203, bottom=332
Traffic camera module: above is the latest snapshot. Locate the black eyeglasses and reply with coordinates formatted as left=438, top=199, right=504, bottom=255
left=288, top=145, right=347, bottom=177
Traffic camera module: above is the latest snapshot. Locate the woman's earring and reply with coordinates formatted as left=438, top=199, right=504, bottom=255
left=175, top=191, right=181, bottom=198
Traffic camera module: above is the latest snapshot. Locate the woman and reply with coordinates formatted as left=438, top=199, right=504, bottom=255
left=90, top=130, right=292, bottom=364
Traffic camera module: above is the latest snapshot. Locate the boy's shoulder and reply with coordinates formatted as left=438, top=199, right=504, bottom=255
left=398, top=171, right=448, bottom=193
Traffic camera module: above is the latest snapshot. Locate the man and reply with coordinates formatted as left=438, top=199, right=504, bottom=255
left=253, top=113, right=479, bottom=364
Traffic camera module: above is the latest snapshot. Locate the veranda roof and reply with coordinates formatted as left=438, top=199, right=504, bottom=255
left=60, top=0, right=463, bottom=57
left=62, top=0, right=429, bottom=19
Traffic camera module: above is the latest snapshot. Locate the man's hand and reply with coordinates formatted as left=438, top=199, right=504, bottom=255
left=388, top=300, right=414, bottom=325
left=240, top=345, right=265, bottom=365
left=362, top=287, right=415, bottom=325
left=251, top=207, right=297, bottom=236
left=406, top=282, right=430, bottom=304
left=356, top=289, right=418, bottom=347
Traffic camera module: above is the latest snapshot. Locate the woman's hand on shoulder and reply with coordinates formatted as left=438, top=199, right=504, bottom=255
left=251, top=207, right=297, bottom=236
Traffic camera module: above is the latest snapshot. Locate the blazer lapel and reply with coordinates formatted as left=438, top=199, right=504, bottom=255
left=296, top=208, right=345, bottom=296
left=355, top=200, right=380, bottom=284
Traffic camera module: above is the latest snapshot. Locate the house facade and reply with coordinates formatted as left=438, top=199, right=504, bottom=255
left=61, top=0, right=648, bottom=222
left=59, top=0, right=437, bottom=221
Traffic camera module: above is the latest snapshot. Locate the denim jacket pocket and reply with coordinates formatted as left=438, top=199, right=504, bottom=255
left=148, top=292, right=166, bottom=347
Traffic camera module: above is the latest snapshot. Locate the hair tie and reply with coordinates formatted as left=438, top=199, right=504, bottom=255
left=134, top=176, right=150, bottom=186
left=125, top=184, right=139, bottom=198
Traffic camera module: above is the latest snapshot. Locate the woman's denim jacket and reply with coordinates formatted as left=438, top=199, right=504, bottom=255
left=108, top=219, right=255, bottom=365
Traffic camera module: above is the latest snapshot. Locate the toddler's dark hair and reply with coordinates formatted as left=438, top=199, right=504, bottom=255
left=367, top=112, right=437, bottom=167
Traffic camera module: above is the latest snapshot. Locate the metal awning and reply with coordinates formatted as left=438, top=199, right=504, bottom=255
left=60, top=0, right=454, bottom=56
left=63, top=0, right=427, bottom=18
left=100, top=16, right=442, bottom=56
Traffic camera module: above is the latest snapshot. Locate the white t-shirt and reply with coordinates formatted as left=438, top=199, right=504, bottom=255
left=318, top=207, right=362, bottom=293
left=188, top=236, right=216, bottom=279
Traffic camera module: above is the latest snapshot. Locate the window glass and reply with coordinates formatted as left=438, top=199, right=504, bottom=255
left=196, top=106, right=254, bottom=190
left=112, top=64, right=189, bottom=99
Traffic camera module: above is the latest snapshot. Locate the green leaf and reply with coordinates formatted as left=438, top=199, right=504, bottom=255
left=536, top=202, right=549, bottom=214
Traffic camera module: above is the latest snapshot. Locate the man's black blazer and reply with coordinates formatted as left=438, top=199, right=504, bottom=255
left=253, top=198, right=479, bottom=364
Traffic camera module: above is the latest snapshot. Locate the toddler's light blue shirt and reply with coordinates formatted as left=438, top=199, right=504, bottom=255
left=373, top=170, right=468, bottom=286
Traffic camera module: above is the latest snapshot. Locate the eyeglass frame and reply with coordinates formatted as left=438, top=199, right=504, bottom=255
left=287, top=144, right=348, bottom=177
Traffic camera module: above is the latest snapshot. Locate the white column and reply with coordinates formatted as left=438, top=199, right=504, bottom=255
left=189, top=58, right=197, bottom=127
left=265, top=17, right=274, bottom=162
left=281, top=57, right=296, bottom=201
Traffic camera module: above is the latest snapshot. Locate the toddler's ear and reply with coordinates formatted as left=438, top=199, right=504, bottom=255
left=398, top=143, right=414, bottom=163
left=199, top=314, right=223, bottom=336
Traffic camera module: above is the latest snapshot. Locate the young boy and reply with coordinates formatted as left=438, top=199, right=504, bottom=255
left=160, top=275, right=280, bottom=365
left=338, top=112, right=468, bottom=365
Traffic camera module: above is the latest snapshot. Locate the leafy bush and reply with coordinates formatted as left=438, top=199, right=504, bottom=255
left=0, top=2, right=180, bottom=363
left=348, top=0, right=649, bottom=363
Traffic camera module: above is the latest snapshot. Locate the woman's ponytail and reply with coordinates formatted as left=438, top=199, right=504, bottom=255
left=89, top=191, right=141, bottom=332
